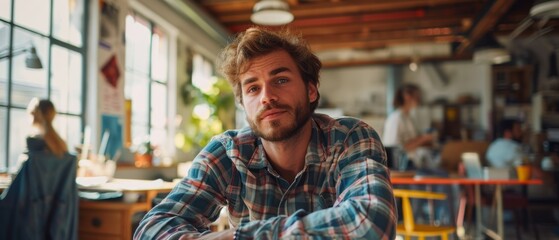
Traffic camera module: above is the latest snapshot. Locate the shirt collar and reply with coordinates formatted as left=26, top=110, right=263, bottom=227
left=244, top=114, right=329, bottom=170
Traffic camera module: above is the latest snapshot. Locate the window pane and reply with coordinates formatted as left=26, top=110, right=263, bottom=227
left=124, top=70, right=136, bottom=100
left=53, top=0, right=84, bottom=47
left=0, top=107, right=6, bottom=172
left=53, top=114, right=80, bottom=155
left=125, top=15, right=150, bottom=74
left=150, top=128, right=166, bottom=151
left=151, top=27, right=168, bottom=82
left=51, top=45, right=83, bottom=114
left=150, top=82, right=167, bottom=151
left=150, top=82, right=167, bottom=129
left=8, top=108, right=29, bottom=173
left=0, top=21, right=9, bottom=104
left=11, top=27, right=48, bottom=107
left=192, top=54, right=214, bottom=91
left=0, top=0, right=10, bottom=21
left=130, top=72, right=149, bottom=145
left=132, top=126, right=149, bottom=147
left=14, top=0, right=51, bottom=35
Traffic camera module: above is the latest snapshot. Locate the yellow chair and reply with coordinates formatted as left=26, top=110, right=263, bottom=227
left=394, top=189, right=456, bottom=240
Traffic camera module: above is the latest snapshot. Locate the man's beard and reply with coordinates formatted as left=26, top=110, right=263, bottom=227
left=247, top=99, right=312, bottom=142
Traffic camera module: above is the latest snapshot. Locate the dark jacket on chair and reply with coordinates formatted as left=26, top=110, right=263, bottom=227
left=0, top=137, right=78, bottom=240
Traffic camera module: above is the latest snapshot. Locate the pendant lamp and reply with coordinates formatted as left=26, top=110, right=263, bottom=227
left=251, top=0, right=294, bottom=26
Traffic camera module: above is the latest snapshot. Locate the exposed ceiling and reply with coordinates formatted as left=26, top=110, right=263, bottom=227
left=190, top=0, right=559, bottom=68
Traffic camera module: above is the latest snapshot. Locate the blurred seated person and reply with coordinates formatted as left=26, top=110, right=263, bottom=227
left=0, top=98, right=77, bottom=239
left=485, top=119, right=538, bottom=231
left=18, top=98, right=68, bottom=168
left=383, top=83, right=435, bottom=169
left=383, top=85, right=451, bottom=225
left=28, top=98, right=67, bottom=155
left=486, top=119, right=523, bottom=168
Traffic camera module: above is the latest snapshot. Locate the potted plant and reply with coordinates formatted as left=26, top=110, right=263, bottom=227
left=134, top=140, right=153, bottom=168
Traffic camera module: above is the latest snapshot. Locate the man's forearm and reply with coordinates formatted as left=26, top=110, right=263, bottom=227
left=233, top=170, right=396, bottom=239
left=179, top=229, right=236, bottom=240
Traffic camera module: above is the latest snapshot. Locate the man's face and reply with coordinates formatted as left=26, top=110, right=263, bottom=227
left=239, top=50, right=318, bottom=142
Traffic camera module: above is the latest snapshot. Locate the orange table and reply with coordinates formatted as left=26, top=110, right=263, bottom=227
left=392, top=177, right=542, bottom=240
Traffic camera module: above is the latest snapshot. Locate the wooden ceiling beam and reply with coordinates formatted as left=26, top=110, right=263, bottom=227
left=456, top=0, right=516, bottom=54
left=304, top=27, right=456, bottom=44
left=286, top=0, right=299, bottom=6
left=322, top=54, right=472, bottom=69
left=225, top=6, right=477, bottom=32
left=293, top=18, right=464, bottom=37
left=201, top=0, right=480, bottom=16
left=310, top=35, right=464, bottom=51
left=208, top=0, right=481, bottom=23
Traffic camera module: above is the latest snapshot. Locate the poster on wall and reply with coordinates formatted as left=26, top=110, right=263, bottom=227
left=101, top=114, right=122, bottom=159
left=97, top=0, right=127, bottom=154
left=98, top=0, right=126, bottom=116
left=100, top=54, right=122, bottom=114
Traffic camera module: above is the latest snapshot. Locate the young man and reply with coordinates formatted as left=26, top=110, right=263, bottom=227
left=134, top=27, right=396, bottom=240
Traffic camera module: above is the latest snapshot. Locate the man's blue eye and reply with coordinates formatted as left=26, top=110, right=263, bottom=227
left=247, top=86, right=258, bottom=93
left=277, top=78, right=288, bottom=84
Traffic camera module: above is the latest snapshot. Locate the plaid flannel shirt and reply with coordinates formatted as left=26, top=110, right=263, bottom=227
left=134, top=114, right=396, bottom=239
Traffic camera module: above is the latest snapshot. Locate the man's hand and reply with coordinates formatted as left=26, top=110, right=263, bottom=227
left=179, top=229, right=236, bottom=240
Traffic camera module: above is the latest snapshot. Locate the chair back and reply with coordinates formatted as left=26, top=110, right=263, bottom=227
left=0, top=152, right=78, bottom=240
left=440, top=140, right=490, bottom=173
left=393, top=189, right=447, bottom=232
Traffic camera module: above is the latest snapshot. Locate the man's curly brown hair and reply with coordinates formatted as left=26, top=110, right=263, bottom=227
left=217, top=27, right=321, bottom=111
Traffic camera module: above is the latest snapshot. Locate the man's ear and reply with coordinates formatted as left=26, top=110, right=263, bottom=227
left=308, top=83, right=318, bottom=102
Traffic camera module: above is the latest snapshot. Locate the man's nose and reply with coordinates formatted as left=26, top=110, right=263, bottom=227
left=260, top=85, right=278, bottom=105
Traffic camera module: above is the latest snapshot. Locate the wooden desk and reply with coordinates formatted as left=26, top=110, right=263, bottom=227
left=78, top=179, right=175, bottom=240
left=392, top=177, right=541, bottom=240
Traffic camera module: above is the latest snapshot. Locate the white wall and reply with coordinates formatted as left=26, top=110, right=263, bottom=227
left=401, top=61, right=492, bottom=130
left=318, top=61, right=492, bottom=135
left=319, top=66, right=388, bottom=134
left=320, top=66, right=388, bottom=117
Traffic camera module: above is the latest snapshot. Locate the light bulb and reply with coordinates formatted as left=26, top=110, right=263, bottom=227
left=409, top=62, right=418, bottom=72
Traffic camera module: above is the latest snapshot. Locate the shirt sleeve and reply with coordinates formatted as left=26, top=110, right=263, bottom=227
left=133, top=140, right=231, bottom=240
left=382, top=112, right=401, bottom=146
left=235, top=122, right=397, bottom=239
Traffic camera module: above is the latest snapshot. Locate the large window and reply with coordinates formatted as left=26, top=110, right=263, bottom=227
left=124, top=14, right=169, bottom=153
left=0, top=0, right=87, bottom=172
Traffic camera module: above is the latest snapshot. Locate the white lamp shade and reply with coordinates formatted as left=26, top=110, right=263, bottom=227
left=251, top=0, right=294, bottom=26
left=530, top=0, right=559, bottom=18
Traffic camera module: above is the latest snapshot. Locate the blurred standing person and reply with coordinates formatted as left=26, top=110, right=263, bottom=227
left=382, top=83, right=435, bottom=169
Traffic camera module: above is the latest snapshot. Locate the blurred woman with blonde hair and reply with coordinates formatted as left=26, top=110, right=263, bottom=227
left=26, top=98, right=68, bottom=157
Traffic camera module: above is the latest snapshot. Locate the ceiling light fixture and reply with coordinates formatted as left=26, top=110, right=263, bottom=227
left=530, top=0, right=559, bottom=18
left=409, top=56, right=420, bottom=72
left=251, top=0, right=294, bottom=26
left=473, top=35, right=510, bottom=64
